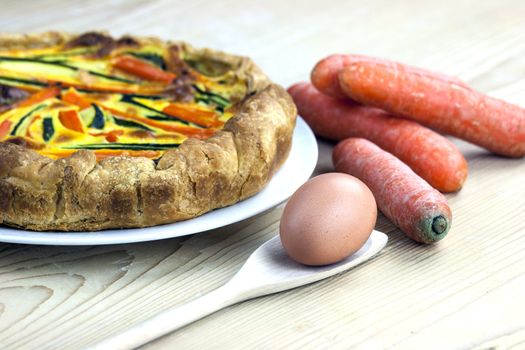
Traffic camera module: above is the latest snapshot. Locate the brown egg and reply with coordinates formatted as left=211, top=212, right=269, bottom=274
left=279, top=172, right=377, bottom=266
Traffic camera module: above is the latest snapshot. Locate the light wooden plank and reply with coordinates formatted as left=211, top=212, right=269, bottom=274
left=0, top=0, right=524, bottom=349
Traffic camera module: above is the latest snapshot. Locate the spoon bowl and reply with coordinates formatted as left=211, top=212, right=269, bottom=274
left=230, top=230, right=387, bottom=297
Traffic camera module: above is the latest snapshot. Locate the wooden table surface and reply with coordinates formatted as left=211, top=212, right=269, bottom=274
left=1, top=1, right=524, bottom=349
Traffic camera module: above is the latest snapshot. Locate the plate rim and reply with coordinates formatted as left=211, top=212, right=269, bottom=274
left=0, top=117, right=318, bottom=245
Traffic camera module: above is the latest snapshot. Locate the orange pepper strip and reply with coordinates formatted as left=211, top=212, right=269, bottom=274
left=0, top=120, right=12, bottom=139
left=113, top=56, right=176, bottom=84
left=62, top=89, right=214, bottom=138
left=58, top=110, right=84, bottom=133
left=162, top=103, right=223, bottom=128
left=17, top=86, right=61, bottom=108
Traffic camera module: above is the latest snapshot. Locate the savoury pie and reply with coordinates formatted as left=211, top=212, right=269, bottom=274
left=0, top=32, right=296, bottom=231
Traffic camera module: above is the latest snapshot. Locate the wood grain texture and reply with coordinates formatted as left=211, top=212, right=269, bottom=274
left=0, top=0, right=524, bottom=349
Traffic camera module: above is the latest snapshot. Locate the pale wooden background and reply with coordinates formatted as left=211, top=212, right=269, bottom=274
left=1, top=1, right=525, bottom=349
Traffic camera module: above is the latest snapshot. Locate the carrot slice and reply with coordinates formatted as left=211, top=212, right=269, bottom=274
left=104, top=105, right=215, bottom=138
left=61, top=89, right=92, bottom=109
left=163, top=103, right=223, bottom=128
left=0, top=120, right=12, bottom=139
left=58, top=110, right=84, bottom=133
left=39, top=149, right=161, bottom=160
left=53, top=80, right=162, bottom=95
left=88, top=129, right=124, bottom=142
left=94, top=149, right=161, bottom=160
left=105, top=130, right=124, bottom=143
left=113, top=56, right=176, bottom=84
left=17, top=86, right=61, bottom=108
left=61, top=89, right=214, bottom=138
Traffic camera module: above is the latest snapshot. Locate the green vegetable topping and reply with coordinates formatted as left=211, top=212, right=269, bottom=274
left=10, top=105, right=45, bottom=136
left=113, top=116, right=152, bottom=131
left=89, top=104, right=105, bottom=129
left=42, top=117, right=54, bottom=142
left=127, top=52, right=166, bottom=69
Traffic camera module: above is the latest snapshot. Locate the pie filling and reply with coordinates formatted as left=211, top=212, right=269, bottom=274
left=0, top=33, right=248, bottom=159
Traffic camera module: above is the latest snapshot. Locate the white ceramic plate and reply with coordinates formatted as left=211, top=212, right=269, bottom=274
left=0, top=117, right=318, bottom=245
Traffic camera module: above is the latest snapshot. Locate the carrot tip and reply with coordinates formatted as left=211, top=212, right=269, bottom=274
left=432, top=215, right=448, bottom=236
left=418, top=215, right=450, bottom=244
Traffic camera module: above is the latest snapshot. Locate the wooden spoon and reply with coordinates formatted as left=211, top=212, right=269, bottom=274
left=91, top=230, right=388, bottom=350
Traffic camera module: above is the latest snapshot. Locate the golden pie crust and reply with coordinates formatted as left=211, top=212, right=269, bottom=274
left=0, top=32, right=297, bottom=231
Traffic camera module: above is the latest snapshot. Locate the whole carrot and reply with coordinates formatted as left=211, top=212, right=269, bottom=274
left=288, top=82, right=467, bottom=192
left=311, top=54, right=467, bottom=99
left=333, top=138, right=452, bottom=243
left=338, top=60, right=525, bottom=157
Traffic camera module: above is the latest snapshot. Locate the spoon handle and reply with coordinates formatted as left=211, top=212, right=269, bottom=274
left=90, top=284, right=242, bottom=350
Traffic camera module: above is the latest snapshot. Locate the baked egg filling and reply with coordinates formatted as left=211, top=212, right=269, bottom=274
left=0, top=33, right=247, bottom=159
